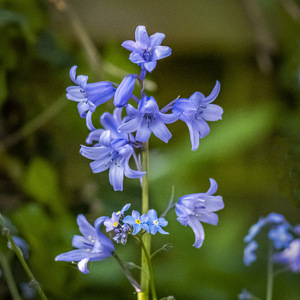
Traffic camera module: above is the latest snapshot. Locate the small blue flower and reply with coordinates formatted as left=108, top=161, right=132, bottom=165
left=175, top=178, right=224, bottom=248
left=273, top=239, right=300, bottom=272
left=123, top=210, right=149, bottom=235
left=147, top=209, right=168, bottom=235
left=122, top=25, right=171, bottom=73
left=66, top=66, right=115, bottom=119
left=104, top=213, right=120, bottom=232
left=114, top=75, right=136, bottom=107
left=172, top=81, right=223, bottom=151
left=55, top=215, right=114, bottom=274
left=268, top=223, right=293, bottom=249
left=243, top=240, right=258, bottom=266
left=118, top=96, right=179, bottom=143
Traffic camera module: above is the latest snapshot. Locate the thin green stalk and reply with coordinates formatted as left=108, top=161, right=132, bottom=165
left=0, top=214, right=48, bottom=300
left=138, top=142, right=151, bottom=300
left=266, top=239, right=274, bottom=300
left=136, top=235, right=157, bottom=300
left=0, top=250, right=22, bottom=300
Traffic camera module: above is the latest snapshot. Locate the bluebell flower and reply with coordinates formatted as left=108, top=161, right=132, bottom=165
left=147, top=209, right=168, bottom=235
left=122, top=25, right=171, bottom=73
left=244, top=213, right=286, bottom=243
left=273, top=239, right=300, bottom=272
left=268, top=223, right=293, bottom=249
left=55, top=214, right=114, bottom=274
left=66, top=66, right=115, bottom=118
left=243, top=241, right=258, bottom=266
left=175, top=178, right=224, bottom=248
left=123, top=210, right=149, bottom=235
left=118, top=96, right=179, bottom=143
left=80, top=110, right=145, bottom=191
left=172, top=81, right=223, bottom=151
left=114, top=75, right=136, bottom=107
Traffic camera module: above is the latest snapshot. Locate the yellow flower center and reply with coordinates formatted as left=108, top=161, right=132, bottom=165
left=136, top=219, right=141, bottom=225
left=116, top=211, right=121, bottom=215
left=113, top=221, right=118, bottom=227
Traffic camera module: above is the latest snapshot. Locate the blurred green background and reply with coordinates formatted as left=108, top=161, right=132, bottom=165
left=0, top=0, right=300, bottom=299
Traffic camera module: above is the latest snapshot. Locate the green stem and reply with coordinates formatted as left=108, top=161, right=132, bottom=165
left=138, top=142, right=151, bottom=300
left=0, top=214, right=48, bottom=300
left=136, top=235, right=157, bottom=300
left=266, top=239, right=274, bottom=300
left=0, top=250, right=22, bottom=300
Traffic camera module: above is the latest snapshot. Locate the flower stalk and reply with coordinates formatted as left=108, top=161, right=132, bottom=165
left=0, top=214, right=48, bottom=300
left=266, top=239, right=274, bottom=300
left=138, top=141, right=151, bottom=300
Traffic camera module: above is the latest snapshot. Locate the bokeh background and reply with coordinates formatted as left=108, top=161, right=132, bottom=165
left=0, top=0, right=300, bottom=299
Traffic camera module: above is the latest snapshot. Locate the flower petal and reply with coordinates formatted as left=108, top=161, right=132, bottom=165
left=188, top=215, right=205, bottom=248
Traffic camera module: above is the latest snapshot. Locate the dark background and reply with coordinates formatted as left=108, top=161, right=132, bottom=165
left=0, top=0, right=299, bottom=299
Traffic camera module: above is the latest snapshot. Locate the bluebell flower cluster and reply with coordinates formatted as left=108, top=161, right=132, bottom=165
left=65, top=25, right=223, bottom=191
left=55, top=205, right=168, bottom=273
left=175, top=178, right=224, bottom=248
left=243, top=213, right=300, bottom=272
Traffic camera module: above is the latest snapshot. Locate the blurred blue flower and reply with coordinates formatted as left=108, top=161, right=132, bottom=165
left=243, top=241, right=258, bottom=266
left=172, top=81, right=223, bottom=151
left=175, top=178, right=224, bottom=248
left=80, top=110, right=145, bottom=191
left=66, top=66, right=115, bottom=119
left=122, top=25, right=171, bottom=73
left=55, top=215, right=114, bottom=274
left=113, top=224, right=131, bottom=245
left=273, top=239, right=300, bottom=272
left=21, top=282, right=36, bottom=299
left=147, top=209, right=168, bottom=235
left=244, top=213, right=286, bottom=243
left=268, top=223, right=293, bottom=249
left=118, top=96, right=179, bottom=143
left=114, top=75, right=136, bottom=107
left=238, top=289, right=257, bottom=300
left=123, top=210, right=149, bottom=235
left=115, top=203, right=131, bottom=217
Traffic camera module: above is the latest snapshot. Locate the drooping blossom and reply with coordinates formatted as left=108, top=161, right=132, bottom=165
left=123, top=210, right=149, bottom=235
left=66, top=66, right=115, bottom=119
left=122, top=25, right=171, bottom=74
left=243, top=241, right=258, bottom=266
left=80, top=109, right=145, bottom=191
left=172, top=81, right=223, bottom=151
left=147, top=209, right=168, bottom=235
left=114, top=75, right=136, bottom=107
left=175, top=178, right=224, bottom=248
left=273, top=239, right=300, bottom=272
left=55, top=215, right=114, bottom=274
left=118, top=96, right=179, bottom=143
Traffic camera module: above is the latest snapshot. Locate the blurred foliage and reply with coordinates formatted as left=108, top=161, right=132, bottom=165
left=0, top=0, right=300, bottom=299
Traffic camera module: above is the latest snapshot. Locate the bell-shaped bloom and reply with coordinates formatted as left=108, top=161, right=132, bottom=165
left=80, top=109, right=145, bottom=191
left=243, top=241, right=258, bottom=266
left=172, top=81, right=223, bottom=151
left=123, top=210, right=149, bottom=235
left=147, top=209, right=168, bottom=235
left=268, top=223, right=293, bottom=249
left=122, top=25, right=172, bottom=73
left=114, top=75, right=136, bottom=107
left=273, top=239, right=300, bottom=272
left=66, top=66, right=115, bottom=118
left=175, top=178, right=224, bottom=248
left=118, top=96, right=179, bottom=143
left=244, top=213, right=286, bottom=243
left=55, top=215, right=114, bottom=274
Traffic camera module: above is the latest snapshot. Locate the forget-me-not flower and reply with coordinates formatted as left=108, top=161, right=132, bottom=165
left=147, top=209, right=168, bottom=235
left=172, top=81, right=223, bottom=151
left=66, top=66, right=115, bottom=118
left=118, top=95, right=179, bottom=143
left=175, top=178, right=224, bottom=248
left=122, top=25, right=172, bottom=74
left=273, top=239, right=300, bottom=272
left=123, top=210, right=149, bottom=235
left=55, top=215, right=114, bottom=274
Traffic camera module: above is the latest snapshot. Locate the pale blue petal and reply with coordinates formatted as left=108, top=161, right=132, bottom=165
left=121, top=40, right=137, bottom=51
left=153, top=46, right=172, bottom=60
left=202, top=104, right=223, bottom=121
left=150, top=119, right=172, bottom=143
left=149, top=32, right=165, bottom=48
left=188, top=216, right=205, bottom=248
left=135, top=25, right=149, bottom=49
